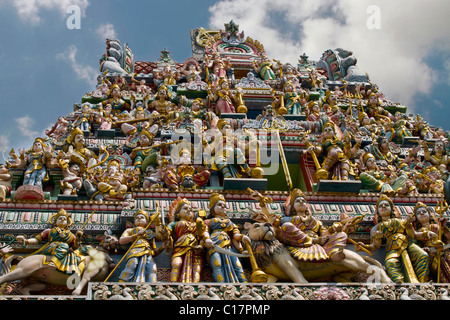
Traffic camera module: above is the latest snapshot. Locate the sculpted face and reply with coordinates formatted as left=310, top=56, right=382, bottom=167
left=323, top=126, right=335, bottom=140
left=56, top=215, right=69, bottom=229
left=33, top=141, right=43, bottom=152
left=247, top=222, right=274, bottom=241
left=365, top=157, right=377, bottom=170
left=178, top=203, right=193, bottom=222
left=377, top=199, right=392, bottom=219
left=134, top=213, right=148, bottom=227
left=293, top=196, right=308, bottom=215
left=213, top=200, right=227, bottom=217
left=415, top=207, right=430, bottom=225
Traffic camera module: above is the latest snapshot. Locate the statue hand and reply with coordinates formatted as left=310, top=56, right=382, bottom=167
left=307, top=145, right=316, bottom=154
left=16, top=235, right=25, bottom=244
left=0, top=243, right=13, bottom=255
left=204, top=238, right=213, bottom=249
left=241, top=235, right=251, bottom=246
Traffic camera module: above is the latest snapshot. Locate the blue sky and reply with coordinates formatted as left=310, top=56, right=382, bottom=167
left=0, top=0, right=449, bottom=155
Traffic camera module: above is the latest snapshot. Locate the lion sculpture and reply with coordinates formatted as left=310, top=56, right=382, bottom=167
left=246, top=221, right=392, bottom=283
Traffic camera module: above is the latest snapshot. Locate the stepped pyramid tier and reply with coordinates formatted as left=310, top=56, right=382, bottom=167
left=0, top=20, right=450, bottom=300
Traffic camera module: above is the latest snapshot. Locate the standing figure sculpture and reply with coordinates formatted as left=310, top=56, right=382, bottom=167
left=356, top=194, right=431, bottom=283
left=165, top=198, right=212, bottom=282
left=17, top=138, right=53, bottom=189
left=118, top=209, right=167, bottom=283
left=411, top=202, right=450, bottom=282
left=204, top=193, right=248, bottom=283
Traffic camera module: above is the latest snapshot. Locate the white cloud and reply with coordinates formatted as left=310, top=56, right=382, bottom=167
left=56, top=45, right=98, bottom=86
left=0, top=135, right=10, bottom=154
left=96, top=23, right=117, bottom=40
left=207, top=0, right=450, bottom=114
left=15, top=116, right=39, bottom=139
left=13, top=0, right=89, bottom=25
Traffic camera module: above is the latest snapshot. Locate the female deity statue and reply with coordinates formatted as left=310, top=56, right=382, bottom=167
left=16, top=138, right=54, bottom=189
left=16, top=208, right=90, bottom=277
left=181, top=58, right=202, bottom=83
left=207, top=77, right=243, bottom=116
left=204, top=193, right=248, bottom=283
left=118, top=209, right=167, bottom=283
left=205, top=52, right=231, bottom=79
left=165, top=198, right=212, bottom=282
left=356, top=194, right=430, bottom=283
left=410, top=202, right=450, bottom=282
left=307, top=121, right=360, bottom=181
left=283, top=80, right=302, bottom=115
left=277, top=188, right=348, bottom=262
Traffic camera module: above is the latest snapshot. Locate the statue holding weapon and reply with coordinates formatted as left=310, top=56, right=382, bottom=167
left=105, top=208, right=167, bottom=283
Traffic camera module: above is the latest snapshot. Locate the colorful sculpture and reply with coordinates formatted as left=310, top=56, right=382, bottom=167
left=204, top=193, right=248, bottom=283
left=357, top=194, right=430, bottom=283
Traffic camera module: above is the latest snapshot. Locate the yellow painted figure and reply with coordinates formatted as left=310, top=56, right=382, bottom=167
left=16, top=209, right=89, bottom=277
left=357, top=195, right=430, bottom=283
left=411, top=202, right=450, bottom=282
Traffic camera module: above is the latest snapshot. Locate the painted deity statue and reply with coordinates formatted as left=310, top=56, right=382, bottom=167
left=73, top=103, right=95, bottom=133
left=421, top=139, right=449, bottom=174
left=65, top=127, right=99, bottom=173
left=15, top=138, right=53, bottom=188
left=204, top=193, right=248, bottom=283
left=282, top=80, right=303, bottom=115
left=205, top=52, right=231, bottom=79
left=118, top=209, right=168, bottom=283
left=96, top=160, right=138, bottom=200
left=102, top=84, right=130, bottom=118
left=203, top=119, right=253, bottom=179
left=307, top=121, right=360, bottom=181
left=278, top=189, right=348, bottom=262
left=165, top=197, right=212, bottom=282
left=358, top=152, right=396, bottom=195
left=0, top=164, right=12, bottom=201
left=365, top=92, right=394, bottom=123
left=356, top=195, right=430, bottom=283
left=207, top=77, right=245, bottom=116
left=129, top=128, right=158, bottom=171
left=253, top=55, right=277, bottom=81
left=16, top=209, right=91, bottom=277
left=58, top=159, right=83, bottom=196
left=148, top=85, right=176, bottom=126
left=410, top=202, right=450, bottom=282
